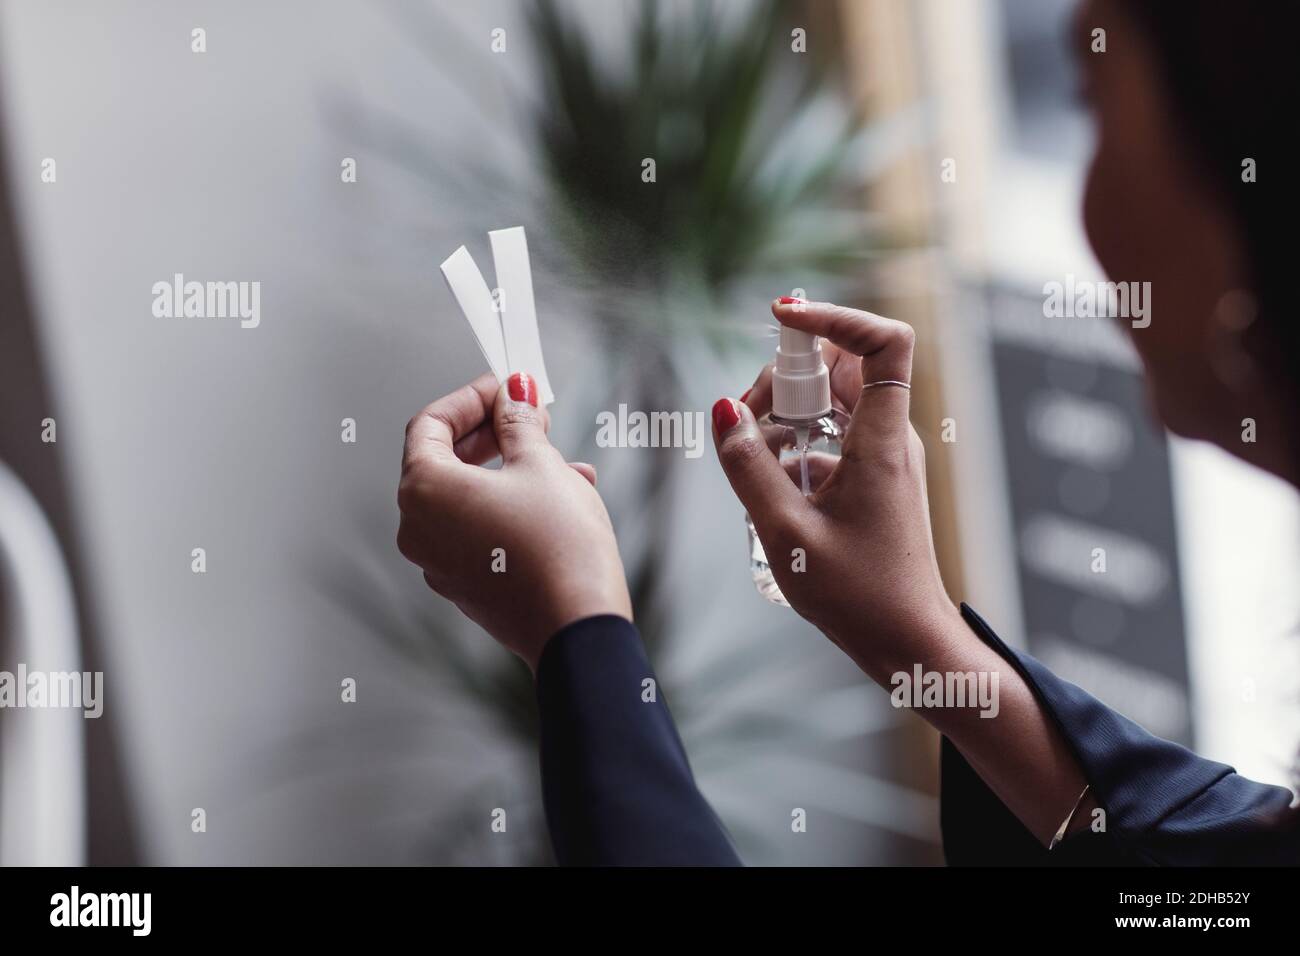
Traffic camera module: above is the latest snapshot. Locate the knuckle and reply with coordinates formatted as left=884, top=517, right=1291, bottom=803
left=429, top=407, right=456, bottom=431
left=722, top=433, right=768, bottom=468
left=842, top=439, right=913, bottom=476
left=400, top=446, right=423, bottom=473
left=839, top=441, right=868, bottom=466
left=909, top=428, right=926, bottom=462
left=889, top=320, right=916, bottom=351
left=407, top=405, right=442, bottom=437
left=829, top=303, right=865, bottom=323
left=874, top=443, right=911, bottom=475
left=497, top=406, right=540, bottom=430
left=396, top=474, right=425, bottom=514
left=395, top=522, right=420, bottom=562
left=878, top=437, right=920, bottom=476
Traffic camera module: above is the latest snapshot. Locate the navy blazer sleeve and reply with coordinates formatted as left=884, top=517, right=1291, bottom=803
left=535, top=615, right=741, bottom=866
left=536, top=608, right=1297, bottom=866
left=943, top=603, right=1299, bottom=865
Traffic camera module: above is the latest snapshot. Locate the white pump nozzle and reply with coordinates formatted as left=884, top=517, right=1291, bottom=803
left=772, top=323, right=831, bottom=421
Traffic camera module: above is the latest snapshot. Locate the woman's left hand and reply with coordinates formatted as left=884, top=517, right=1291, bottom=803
left=397, top=372, right=632, bottom=672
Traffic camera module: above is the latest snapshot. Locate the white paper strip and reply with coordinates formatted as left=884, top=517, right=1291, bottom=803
left=439, top=245, right=509, bottom=383
left=489, top=226, right=555, bottom=405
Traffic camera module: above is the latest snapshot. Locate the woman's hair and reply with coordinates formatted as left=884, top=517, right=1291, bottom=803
left=1124, top=2, right=1295, bottom=407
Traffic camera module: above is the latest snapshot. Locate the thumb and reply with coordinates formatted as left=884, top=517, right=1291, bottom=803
left=711, top=397, right=811, bottom=542
left=494, top=372, right=550, bottom=463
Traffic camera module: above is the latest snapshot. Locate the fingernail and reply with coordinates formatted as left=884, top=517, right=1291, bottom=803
left=777, top=296, right=805, bottom=305
left=740, top=387, right=753, bottom=404
left=712, top=397, right=740, bottom=434
left=507, top=372, right=538, bottom=407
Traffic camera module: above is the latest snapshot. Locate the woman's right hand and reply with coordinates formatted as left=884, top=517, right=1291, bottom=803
left=716, top=300, right=1098, bottom=848
left=711, top=299, right=961, bottom=681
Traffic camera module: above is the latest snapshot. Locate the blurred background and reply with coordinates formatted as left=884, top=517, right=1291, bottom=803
left=0, top=0, right=1296, bottom=866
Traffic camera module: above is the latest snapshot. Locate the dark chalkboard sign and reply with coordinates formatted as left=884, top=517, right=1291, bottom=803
left=985, top=284, right=1192, bottom=745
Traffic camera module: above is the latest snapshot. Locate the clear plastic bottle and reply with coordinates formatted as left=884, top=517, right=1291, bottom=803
left=746, top=322, right=846, bottom=606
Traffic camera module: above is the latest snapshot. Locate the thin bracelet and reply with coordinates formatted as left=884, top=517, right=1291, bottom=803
left=861, top=380, right=911, bottom=391
left=1048, top=784, right=1091, bottom=850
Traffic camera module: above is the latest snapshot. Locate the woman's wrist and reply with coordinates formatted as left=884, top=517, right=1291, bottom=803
left=835, top=596, right=968, bottom=690
left=524, top=587, right=634, bottom=674
left=842, top=599, right=1092, bottom=845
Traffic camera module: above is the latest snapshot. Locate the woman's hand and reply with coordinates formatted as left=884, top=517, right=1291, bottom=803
left=712, top=299, right=960, bottom=680
left=397, top=372, right=632, bottom=672
left=715, top=302, right=1094, bottom=845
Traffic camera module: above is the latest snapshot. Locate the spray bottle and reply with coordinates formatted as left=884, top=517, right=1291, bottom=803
left=746, top=322, right=850, bottom=605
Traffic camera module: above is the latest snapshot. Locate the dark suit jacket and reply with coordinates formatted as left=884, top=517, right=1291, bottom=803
left=535, top=606, right=1297, bottom=865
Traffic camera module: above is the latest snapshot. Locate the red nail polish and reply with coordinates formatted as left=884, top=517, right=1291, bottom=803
left=712, top=397, right=740, bottom=434
left=777, top=296, right=805, bottom=305
left=508, top=372, right=538, bottom=407
left=740, top=388, right=753, bottom=404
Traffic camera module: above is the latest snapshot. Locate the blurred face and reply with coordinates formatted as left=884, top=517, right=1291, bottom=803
left=1075, top=0, right=1293, bottom=479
